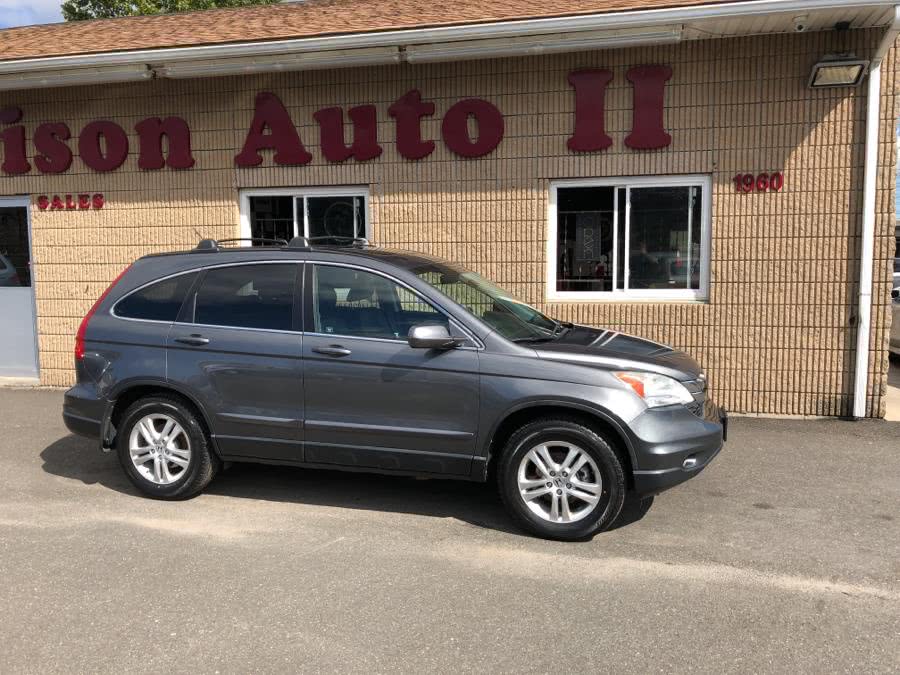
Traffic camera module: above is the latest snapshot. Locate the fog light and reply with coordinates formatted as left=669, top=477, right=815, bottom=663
left=808, top=56, right=868, bottom=88
left=682, top=456, right=699, bottom=469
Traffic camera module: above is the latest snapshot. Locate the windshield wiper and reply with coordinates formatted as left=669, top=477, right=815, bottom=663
left=513, top=321, right=574, bottom=344
left=550, top=321, right=574, bottom=338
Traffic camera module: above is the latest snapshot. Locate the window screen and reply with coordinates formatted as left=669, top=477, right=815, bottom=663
left=306, top=196, right=366, bottom=245
left=194, top=264, right=296, bottom=331
left=115, top=273, right=198, bottom=322
left=628, top=186, right=702, bottom=290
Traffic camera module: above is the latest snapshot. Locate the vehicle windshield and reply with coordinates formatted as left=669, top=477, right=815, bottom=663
left=412, top=260, right=562, bottom=342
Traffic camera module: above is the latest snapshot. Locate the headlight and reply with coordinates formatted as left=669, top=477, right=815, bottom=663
left=614, top=371, right=694, bottom=408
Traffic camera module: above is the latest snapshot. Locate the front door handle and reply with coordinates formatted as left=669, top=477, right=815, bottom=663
left=174, top=334, right=210, bottom=346
left=313, top=345, right=352, bottom=357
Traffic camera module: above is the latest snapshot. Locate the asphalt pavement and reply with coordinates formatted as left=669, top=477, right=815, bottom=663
left=1, top=388, right=898, bottom=673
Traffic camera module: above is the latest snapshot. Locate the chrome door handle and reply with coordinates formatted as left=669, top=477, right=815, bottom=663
left=174, top=335, right=210, bottom=346
left=312, top=345, right=352, bottom=357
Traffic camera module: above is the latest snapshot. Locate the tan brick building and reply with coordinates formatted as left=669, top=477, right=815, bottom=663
left=0, top=0, right=897, bottom=417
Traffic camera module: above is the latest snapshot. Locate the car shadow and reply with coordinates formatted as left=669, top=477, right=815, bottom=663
left=40, top=434, right=653, bottom=536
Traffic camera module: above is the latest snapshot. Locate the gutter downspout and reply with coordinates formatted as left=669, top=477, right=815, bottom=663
left=853, top=4, right=900, bottom=418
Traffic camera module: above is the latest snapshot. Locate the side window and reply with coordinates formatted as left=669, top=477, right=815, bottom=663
left=193, top=264, right=296, bottom=331
left=115, top=273, right=198, bottom=322
left=312, top=265, right=447, bottom=340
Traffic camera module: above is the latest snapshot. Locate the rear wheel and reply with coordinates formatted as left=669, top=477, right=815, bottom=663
left=497, top=418, right=626, bottom=541
left=117, top=395, right=217, bottom=500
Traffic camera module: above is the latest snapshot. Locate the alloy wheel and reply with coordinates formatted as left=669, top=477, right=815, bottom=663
left=516, top=441, right=603, bottom=523
left=128, top=413, right=192, bottom=485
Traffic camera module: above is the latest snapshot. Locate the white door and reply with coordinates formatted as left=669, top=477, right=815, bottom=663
left=0, top=198, right=39, bottom=379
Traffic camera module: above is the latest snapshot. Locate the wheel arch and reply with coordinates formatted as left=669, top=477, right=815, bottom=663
left=480, top=401, right=636, bottom=487
left=104, top=380, right=219, bottom=457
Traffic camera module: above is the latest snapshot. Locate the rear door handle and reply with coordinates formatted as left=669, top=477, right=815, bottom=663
left=312, top=345, right=352, bottom=357
left=174, top=334, right=210, bottom=346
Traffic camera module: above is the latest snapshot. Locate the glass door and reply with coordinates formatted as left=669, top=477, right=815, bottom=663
left=0, top=198, right=39, bottom=378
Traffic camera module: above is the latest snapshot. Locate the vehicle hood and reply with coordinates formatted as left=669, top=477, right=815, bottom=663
left=533, top=325, right=703, bottom=381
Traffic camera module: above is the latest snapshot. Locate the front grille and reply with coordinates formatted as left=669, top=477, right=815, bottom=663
left=682, top=377, right=707, bottom=416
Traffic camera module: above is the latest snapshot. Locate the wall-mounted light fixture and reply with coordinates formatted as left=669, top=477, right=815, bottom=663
left=808, top=55, right=869, bottom=88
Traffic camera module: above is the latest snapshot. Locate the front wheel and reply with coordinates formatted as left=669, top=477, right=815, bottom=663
left=117, top=395, right=217, bottom=500
left=497, top=418, right=626, bottom=541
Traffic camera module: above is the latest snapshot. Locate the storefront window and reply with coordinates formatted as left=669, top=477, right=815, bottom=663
left=242, top=189, right=368, bottom=246
left=550, top=177, right=710, bottom=301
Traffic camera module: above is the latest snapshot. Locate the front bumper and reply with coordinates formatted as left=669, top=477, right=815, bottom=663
left=630, top=401, right=726, bottom=496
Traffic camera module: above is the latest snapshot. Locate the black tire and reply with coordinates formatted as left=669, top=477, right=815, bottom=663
left=116, top=395, right=218, bottom=500
left=497, top=418, right=626, bottom=541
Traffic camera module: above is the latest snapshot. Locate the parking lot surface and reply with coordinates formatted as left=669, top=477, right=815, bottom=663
left=1, top=389, right=899, bottom=673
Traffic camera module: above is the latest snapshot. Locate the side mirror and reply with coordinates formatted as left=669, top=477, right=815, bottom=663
left=408, top=324, right=462, bottom=350
left=892, top=288, right=900, bottom=300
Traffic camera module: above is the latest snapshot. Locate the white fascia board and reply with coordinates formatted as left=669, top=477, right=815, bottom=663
left=0, top=64, right=152, bottom=90
left=0, top=0, right=895, bottom=76
left=156, top=46, right=401, bottom=78
left=405, top=27, right=683, bottom=62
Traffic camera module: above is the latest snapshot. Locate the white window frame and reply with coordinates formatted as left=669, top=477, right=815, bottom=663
left=547, top=175, right=712, bottom=302
left=239, top=186, right=371, bottom=242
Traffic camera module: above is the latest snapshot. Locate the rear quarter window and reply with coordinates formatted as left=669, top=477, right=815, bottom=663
left=114, top=273, right=198, bottom=322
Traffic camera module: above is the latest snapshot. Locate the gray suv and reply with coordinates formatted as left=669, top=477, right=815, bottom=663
left=64, top=238, right=726, bottom=540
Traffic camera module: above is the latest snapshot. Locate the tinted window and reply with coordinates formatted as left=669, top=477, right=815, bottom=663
left=194, top=264, right=296, bottom=331
left=415, top=266, right=553, bottom=342
left=312, top=265, right=447, bottom=340
left=115, top=273, right=197, bottom=322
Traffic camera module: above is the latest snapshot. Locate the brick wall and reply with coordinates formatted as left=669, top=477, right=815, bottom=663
left=2, top=29, right=896, bottom=416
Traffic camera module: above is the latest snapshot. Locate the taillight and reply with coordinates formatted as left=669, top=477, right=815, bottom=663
left=75, top=265, right=132, bottom=361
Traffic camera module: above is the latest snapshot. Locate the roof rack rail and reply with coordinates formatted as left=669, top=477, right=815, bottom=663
left=286, top=236, right=311, bottom=250
left=191, top=235, right=369, bottom=254
left=305, top=236, right=371, bottom=247
left=218, top=237, right=288, bottom=247
left=194, top=238, right=218, bottom=252
left=192, top=237, right=288, bottom=253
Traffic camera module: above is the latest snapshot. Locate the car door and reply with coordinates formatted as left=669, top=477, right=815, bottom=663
left=166, top=262, right=303, bottom=462
left=302, top=262, right=479, bottom=475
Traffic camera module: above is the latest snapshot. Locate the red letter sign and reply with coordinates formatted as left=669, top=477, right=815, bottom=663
left=567, top=69, right=614, bottom=153
left=79, top=121, right=129, bottom=172
left=235, top=92, right=312, bottom=167
left=314, top=105, right=382, bottom=162
left=388, top=90, right=435, bottom=160
left=625, top=65, right=672, bottom=150
left=136, top=117, right=195, bottom=170
left=0, top=107, right=30, bottom=175
left=441, top=99, right=504, bottom=158
left=34, top=123, right=73, bottom=174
